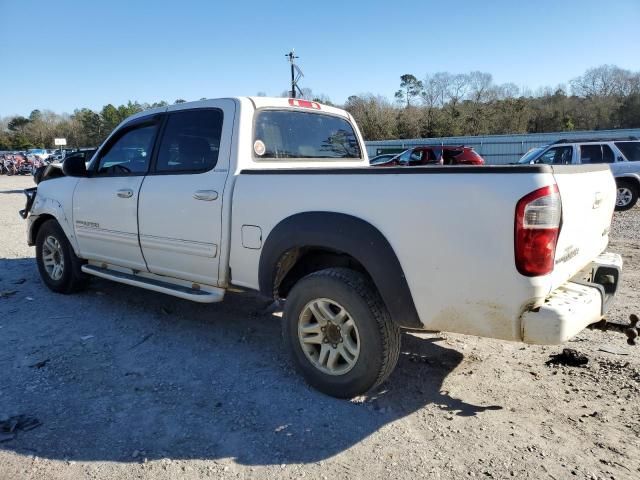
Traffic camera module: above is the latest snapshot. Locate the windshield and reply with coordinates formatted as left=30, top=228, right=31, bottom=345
left=370, top=154, right=395, bottom=165
left=517, top=146, right=545, bottom=164
left=396, top=149, right=413, bottom=162
left=253, top=110, right=361, bottom=159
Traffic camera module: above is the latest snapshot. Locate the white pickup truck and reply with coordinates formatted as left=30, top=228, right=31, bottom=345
left=22, top=97, right=622, bottom=398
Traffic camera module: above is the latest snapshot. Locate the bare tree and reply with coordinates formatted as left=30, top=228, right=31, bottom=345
left=467, top=71, right=494, bottom=103
left=571, top=65, right=640, bottom=97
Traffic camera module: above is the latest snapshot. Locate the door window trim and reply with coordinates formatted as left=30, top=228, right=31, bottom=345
left=91, top=115, right=163, bottom=178
left=147, top=107, right=225, bottom=176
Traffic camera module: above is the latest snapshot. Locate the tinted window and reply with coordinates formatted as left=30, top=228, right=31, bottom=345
left=97, top=124, right=157, bottom=175
left=156, top=109, right=223, bottom=173
left=254, top=110, right=361, bottom=159
left=580, top=144, right=605, bottom=164
left=602, top=144, right=614, bottom=163
left=442, top=149, right=463, bottom=164
left=537, top=146, right=573, bottom=164
left=615, top=141, right=640, bottom=161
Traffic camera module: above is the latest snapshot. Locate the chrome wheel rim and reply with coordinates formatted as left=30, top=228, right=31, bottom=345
left=298, top=298, right=360, bottom=376
left=42, top=235, right=64, bottom=281
left=616, top=187, right=633, bottom=207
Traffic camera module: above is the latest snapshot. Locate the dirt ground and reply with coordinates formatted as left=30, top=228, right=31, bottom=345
left=0, top=174, right=638, bottom=480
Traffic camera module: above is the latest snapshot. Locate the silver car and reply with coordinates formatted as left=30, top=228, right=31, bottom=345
left=518, top=138, right=640, bottom=210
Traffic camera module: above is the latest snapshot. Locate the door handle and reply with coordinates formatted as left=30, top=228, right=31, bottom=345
left=117, top=189, right=134, bottom=198
left=193, top=190, right=218, bottom=201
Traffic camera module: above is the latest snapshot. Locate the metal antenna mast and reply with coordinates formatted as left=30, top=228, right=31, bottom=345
left=285, top=49, right=304, bottom=98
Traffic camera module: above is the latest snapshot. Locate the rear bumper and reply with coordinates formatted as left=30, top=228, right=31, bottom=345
left=521, top=252, right=622, bottom=344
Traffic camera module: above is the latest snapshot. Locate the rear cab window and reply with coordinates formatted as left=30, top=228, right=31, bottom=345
left=253, top=110, right=361, bottom=160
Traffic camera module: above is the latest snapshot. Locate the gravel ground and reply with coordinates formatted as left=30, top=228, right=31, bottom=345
left=0, top=175, right=639, bottom=480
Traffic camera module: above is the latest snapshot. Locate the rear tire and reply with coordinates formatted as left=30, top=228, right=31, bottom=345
left=615, top=180, right=638, bottom=211
left=282, top=267, right=401, bottom=398
left=36, top=219, right=89, bottom=293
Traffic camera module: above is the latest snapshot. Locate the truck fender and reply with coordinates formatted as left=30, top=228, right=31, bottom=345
left=28, top=196, right=80, bottom=255
left=615, top=172, right=640, bottom=184
left=258, top=211, right=423, bottom=329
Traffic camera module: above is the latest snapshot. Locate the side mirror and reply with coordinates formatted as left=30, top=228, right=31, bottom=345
left=62, top=156, right=88, bottom=177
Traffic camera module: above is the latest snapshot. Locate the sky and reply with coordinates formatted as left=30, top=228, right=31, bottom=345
left=1, top=0, right=639, bottom=117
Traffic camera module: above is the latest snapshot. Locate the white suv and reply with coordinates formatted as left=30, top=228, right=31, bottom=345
left=518, top=138, right=640, bottom=210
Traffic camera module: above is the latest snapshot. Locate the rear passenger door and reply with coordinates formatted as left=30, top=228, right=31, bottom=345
left=137, top=101, right=236, bottom=286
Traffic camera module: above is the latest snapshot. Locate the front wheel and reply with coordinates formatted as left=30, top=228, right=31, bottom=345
left=615, top=181, right=638, bottom=211
left=282, top=268, right=401, bottom=398
left=35, top=219, right=89, bottom=293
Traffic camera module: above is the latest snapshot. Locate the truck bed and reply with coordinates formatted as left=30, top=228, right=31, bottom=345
left=230, top=163, right=616, bottom=342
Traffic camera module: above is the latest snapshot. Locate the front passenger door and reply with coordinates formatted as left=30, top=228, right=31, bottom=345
left=73, top=118, right=160, bottom=270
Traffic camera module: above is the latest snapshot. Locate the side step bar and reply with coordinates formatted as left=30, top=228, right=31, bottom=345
left=81, top=265, right=225, bottom=303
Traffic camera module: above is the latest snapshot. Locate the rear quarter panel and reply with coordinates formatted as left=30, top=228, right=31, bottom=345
left=229, top=168, right=557, bottom=341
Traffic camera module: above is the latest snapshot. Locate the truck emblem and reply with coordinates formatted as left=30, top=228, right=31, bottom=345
left=555, top=246, right=579, bottom=264
left=76, top=220, right=100, bottom=229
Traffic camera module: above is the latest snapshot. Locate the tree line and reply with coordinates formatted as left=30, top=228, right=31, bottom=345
left=0, top=99, right=190, bottom=150
left=346, top=65, right=640, bottom=140
left=1, top=65, right=639, bottom=150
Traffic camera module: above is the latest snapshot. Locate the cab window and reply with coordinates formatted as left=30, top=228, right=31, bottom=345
left=97, top=124, right=158, bottom=175
left=155, top=109, right=223, bottom=173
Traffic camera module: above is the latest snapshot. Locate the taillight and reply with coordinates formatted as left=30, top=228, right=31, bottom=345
left=514, top=184, right=561, bottom=276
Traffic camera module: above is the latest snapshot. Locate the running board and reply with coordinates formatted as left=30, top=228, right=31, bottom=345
left=81, top=265, right=225, bottom=303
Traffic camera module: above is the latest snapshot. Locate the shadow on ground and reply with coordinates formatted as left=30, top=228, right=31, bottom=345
left=0, top=257, right=501, bottom=465
left=0, top=188, right=30, bottom=194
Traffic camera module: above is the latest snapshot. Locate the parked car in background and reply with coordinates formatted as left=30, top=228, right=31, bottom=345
left=371, top=146, right=485, bottom=167
left=27, top=148, right=51, bottom=161
left=33, top=149, right=97, bottom=184
left=63, top=148, right=97, bottom=164
left=49, top=148, right=96, bottom=164
left=369, top=153, right=397, bottom=165
left=517, top=138, right=640, bottom=211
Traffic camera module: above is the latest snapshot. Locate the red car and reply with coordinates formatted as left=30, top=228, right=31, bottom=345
left=371, top=146, right=485, bottom=166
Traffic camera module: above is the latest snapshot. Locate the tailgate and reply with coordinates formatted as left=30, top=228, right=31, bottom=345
left=550, top=164, right=616, bottom=289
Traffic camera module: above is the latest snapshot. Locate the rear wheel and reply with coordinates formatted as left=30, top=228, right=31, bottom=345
left=615, top=180, right=638, bottom=211
left=36, top=219, right=89, bottom=293
left=282, top=268, right=401, bottom=398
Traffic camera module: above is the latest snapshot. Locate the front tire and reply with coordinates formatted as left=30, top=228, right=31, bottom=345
left=282, top=268, right=401, bottom=398
left=36, top=219, right=89, bottom=293
left=615, top=180, right=638, bottom=211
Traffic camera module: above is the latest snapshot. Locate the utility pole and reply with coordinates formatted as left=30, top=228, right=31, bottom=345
left=285, top=50, right=303, bottom=98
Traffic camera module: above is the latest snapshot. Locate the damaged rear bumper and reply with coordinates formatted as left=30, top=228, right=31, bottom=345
left=521, top=252, right=622, bottom=344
